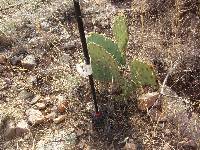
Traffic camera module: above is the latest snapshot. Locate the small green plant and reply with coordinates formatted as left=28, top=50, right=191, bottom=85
left=87, top=13, right=158, bottom=95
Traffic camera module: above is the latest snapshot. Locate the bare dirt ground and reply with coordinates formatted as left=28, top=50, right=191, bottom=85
left=0, top=0, right=200, bottom=149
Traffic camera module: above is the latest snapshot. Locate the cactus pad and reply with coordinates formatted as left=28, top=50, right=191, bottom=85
left=87, top=33, right=125, bottom=65
left=88, top=43, right=121, bottom=81
left=113, top=14, right=128, bottom=53
left=130, top=60, right=158, bottom=88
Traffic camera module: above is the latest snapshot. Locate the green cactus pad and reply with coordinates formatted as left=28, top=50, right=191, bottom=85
left=113, top=14, right=128, bottom=53
left=130, top=60, right=158, bottom=88
left=87, top=33, right=125, bottom=65
left=88, top=43, right=121, bottom=81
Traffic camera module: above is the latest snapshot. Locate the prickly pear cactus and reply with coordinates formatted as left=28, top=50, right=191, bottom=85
left=87, top=33, right=125, bottom=65
left=112, top=13, right=128, bottom=54
left=130, top=60, right=158, bottom=88
left=87, top=43, right=121, bottom=81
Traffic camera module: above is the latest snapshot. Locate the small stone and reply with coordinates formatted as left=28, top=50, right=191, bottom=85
left=86, top=102, right=93, bottom=111
left=26, top=108, right=45, bottom=125
left=18, top=89, right=34, bottom=101
left=56, top=95, right=68, bottom=113
left=158, top=122, right=165, bottom=128
left=57, top=100, right=68, bottom=113
left=4, top=120, right=16, bottom=139
left=45, top=112, right=56, bottom=121
left=0, top=33, right=12, bottom=50
left=43, top=96, right=51, bottom=104
left=53, top=115, right=67, bottom=124
left=165, top=129, right=171, bottom=135
left=21, top=54, right=36, bottom=69
left=57, top=103, right=66, bottom=113
left=148, top=108, right=167, bottom=122
left=0, top=55, right=7, bottom=65
left=4, top=120, right=29, bottom=139
left=124, top=141, right=137, bottom=150
left=76, top=128, right=84, bottom=136
left=27, top=75, right=37, bottom=87
left=36, top=103, right=46, bottom=110
left=10, top=49, right=27, bottom=65
left=56, top=95, right=65, bottom=101
left=44, top=108, right=52, bottom=114
left=40, top=21, right=50, bottom=31
left=163, top=143, right=171, bottom=150
left=30, top=95, right=41, bottom=104
left=138, top=92, right=159, bottom=111
left=15, top=120, right=29, bottom=136
left=51, top=106, right=58, bottom=113
left=94, top=0, right=107, bottom=5
left=58, top=53, right=70, bottom=65
left=10, top=55, right=22, bottom=65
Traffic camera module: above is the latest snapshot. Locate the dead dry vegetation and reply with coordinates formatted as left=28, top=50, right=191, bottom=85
left=0, top=0, right=200, bottom=149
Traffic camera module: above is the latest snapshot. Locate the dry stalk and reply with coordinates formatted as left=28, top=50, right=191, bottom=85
left=148, top=60, right=180, bottom=113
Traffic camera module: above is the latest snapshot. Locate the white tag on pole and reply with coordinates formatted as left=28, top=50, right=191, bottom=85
left=76, top=62, right=93, bottom=78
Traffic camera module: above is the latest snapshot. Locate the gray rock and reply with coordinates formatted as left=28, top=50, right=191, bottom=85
left=4, top=120, right=16, bottom=139
left=10, top=51, right=26, bottom=65
left=27, top=75, right=37, bottom=87
left=18, top=89, right=34, bottom=101
left=138, top=92, right=159, bottom=111
left=26, top=108, right=45, bottom=125
left=3, top=119, right=29, bottom=140
left=0, top=33, right=13, bottom=50
left=15, top=120, right=29, bottom=137
left=30, top=94, right=41, bottom=105
left=63, top=40, right=77, bottom=50
left=53, top=115, right=67, bottom=124
left=45, top=112, right=56, bottom=121
left=35, top=103, right=46, bottom=110
left=10, top=55, right=22, bottom=65
left=36, top=128, right=76, bottom=150
left=21, top=54, right=36, bottom=69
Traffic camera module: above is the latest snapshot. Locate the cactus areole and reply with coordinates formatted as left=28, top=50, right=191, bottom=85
left=73, top=0, right=101, bottom=118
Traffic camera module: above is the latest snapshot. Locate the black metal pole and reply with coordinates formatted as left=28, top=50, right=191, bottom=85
left=73, top=0, right=99, bottom=113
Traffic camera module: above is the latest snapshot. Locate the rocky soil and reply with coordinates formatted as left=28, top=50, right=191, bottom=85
left=0, top=0, right=199, bottom=149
